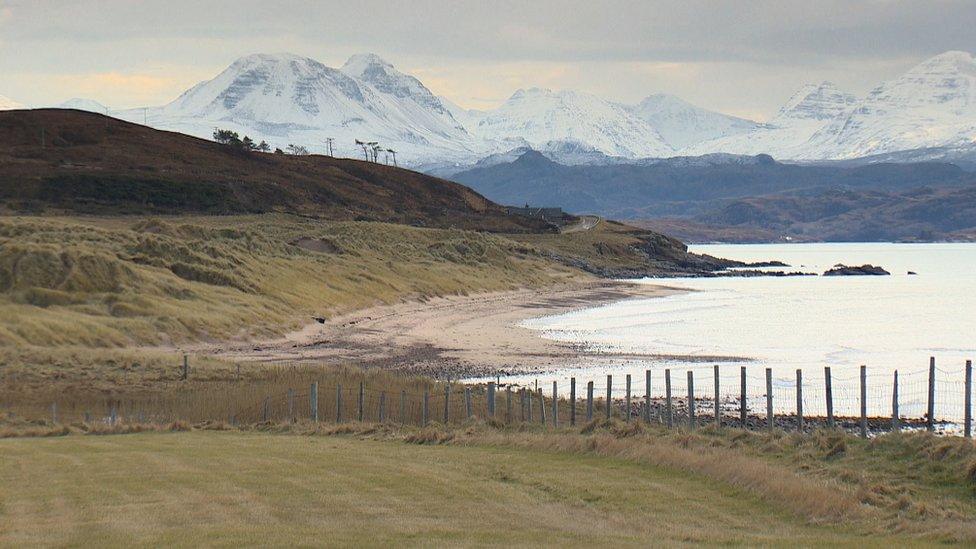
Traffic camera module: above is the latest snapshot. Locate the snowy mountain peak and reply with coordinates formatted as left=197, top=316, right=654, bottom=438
left=341, top=53, right=394, bottom=74
left=476, top=86, right=673, bottom=158
left=509, top=88, right=554, bottom=100
left=630, top=93, right=759, bottom=149
left=910, top=50, right=975, bottom=73
left=59, top=98, right=109, bottom=113
left=774, top=81, right=857, bottom=122
left=0, top=95, right=24, bottom=110
left=340, top=52, right=446, bottom=112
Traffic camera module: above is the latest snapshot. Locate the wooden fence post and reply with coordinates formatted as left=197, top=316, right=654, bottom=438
left=606, top=375, right=612, bottom=420
left=465, top=387, right=473, bottom=419
left=740, top=366, right=747, bottom=425
left=51, top=402, right=57, bottom=424
left=796, top=369, right=803, bottom=431
left=625, top=374, right=632, bottom=422
left=358, top=382, right=365, bottom=422
left=892, top=370, right=900, bottom=432
left=644, top=370, right=651, bottom=423
left=538, top=388, right=546, bottom=426
left=379, top=391, right=387, bottom=423
left=713, top=365, right=720, bottom=426
left=965, top=360, right=972, bottom=439
left=422, top=390, right=429, bottom=427
left=84, top=411, right=91, bottom=424
left=444, top=384, right=451, bottom=424
left=552, top=381, right=558, bottom=427
left=310, top=382, right=318, bottom=422
left=519, top=388, right=525, bottom=422
left=528, top=388, right=534, bottom=422
left=487, top=382, right=496, bottom=417
left=262, top=396, right=270, bottom=422
left=570, top=377, right=577, bottom=426
left=586, top=381, right=594, bottom=422
left=765, top=368, right=773, bottom=431
left=182, top=354, right=189, bottom=381
left=860, top=365, right=868, bottom=438
left=506, top=386, right=513, bottom=423
left=336, top=385, right=342, bottom=423
left=825, top=366, right=834, bottom=428
left=687, top=371, right=695, bottom=430
left=927, top=357, right=936, bottom=432
left=110, top=402, right=117, bottom=426
left=287, top=388, right=295, bottom=422
left=665, top=369, right=673, bottom=428
left=400, top=391, right=406, bottom=423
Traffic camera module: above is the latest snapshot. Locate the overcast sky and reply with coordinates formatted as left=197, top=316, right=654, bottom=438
left=2, top=0, right=975, bottom=120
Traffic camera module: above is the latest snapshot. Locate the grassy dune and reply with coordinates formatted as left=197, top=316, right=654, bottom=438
left=0, top=430, right=926, bottom=547
left=0, top=214, right=577, bottom=350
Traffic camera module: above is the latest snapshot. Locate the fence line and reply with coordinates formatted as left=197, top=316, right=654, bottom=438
left=3, top=358, right=974, bottom=437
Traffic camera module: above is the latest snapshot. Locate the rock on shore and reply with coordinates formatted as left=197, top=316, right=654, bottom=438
left=823, top=264, right=891, bottom=276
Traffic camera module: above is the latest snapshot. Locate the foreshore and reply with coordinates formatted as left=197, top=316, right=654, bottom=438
left=206, top=280, right=697, bottom=378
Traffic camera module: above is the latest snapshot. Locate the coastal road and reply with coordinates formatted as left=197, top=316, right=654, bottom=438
left=561, top=215, right=601, bottom=233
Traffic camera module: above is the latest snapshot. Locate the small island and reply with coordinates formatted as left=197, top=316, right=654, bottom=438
left=823, top=264, right=891, bottom=276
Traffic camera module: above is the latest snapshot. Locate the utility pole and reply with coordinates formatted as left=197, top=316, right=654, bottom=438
left=387, top=148, right=397, bottom=166
left=325, top=137, right=334, bottom=157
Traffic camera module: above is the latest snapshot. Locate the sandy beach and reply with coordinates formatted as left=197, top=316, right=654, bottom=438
left=208, top=281, right=690, bottom=377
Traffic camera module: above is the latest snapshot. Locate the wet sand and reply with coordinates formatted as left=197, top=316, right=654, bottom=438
left=206, top=280, right=705, bottom=377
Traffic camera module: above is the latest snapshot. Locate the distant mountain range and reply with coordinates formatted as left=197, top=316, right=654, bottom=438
left=8, top=50, right=976, bottom=167
left=451, top=150, right=976, bottom=242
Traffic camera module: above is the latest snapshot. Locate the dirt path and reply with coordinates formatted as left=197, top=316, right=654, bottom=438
left=561, top=215, right=601, bottom=233
left=202, top=280, right=687, bottom=378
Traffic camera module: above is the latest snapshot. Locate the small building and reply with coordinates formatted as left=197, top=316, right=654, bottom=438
left=505, top=204, right=564, bottom=221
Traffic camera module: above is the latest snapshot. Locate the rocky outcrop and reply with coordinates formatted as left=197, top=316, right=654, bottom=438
left=823, top=264, right=890, bottom=276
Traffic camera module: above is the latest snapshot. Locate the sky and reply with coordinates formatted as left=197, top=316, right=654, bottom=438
left=1, top=0, right=975, bottom=121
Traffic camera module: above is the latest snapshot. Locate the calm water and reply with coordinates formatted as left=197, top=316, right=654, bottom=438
left=508, top=243, right=976, bottom=421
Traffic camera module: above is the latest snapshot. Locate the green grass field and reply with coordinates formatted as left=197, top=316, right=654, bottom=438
left=0, top=430, right=928, bottom=547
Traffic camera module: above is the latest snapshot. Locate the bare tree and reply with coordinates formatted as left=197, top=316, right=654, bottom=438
left=355, top=139, right=370, bottom=161
left=371, top=144, right=383, bottom=163
left=286, top=144, right=310, bottom=155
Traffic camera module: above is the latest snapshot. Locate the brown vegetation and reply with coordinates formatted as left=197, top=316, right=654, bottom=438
left=0, top=109, right=549, bottom=232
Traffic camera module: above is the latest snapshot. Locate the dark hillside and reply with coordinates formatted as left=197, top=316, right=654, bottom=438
left=0, top=109, right=549, bottom=233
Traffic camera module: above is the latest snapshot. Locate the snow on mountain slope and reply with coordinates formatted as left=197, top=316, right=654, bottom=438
left=58, top=98, right=109, bottom=113
left=473, top=88, right=673, bottom=158
left=439, top=96, right=485, bottom=133
left=141, top=53, right=479, bottom=164
left=0, top=95, right=24, bottom=110
left=683, top=82, right=857, bottom=157
left=628, top=93, right=759, bottom=149
left=803, top=50, right=976, bottom=159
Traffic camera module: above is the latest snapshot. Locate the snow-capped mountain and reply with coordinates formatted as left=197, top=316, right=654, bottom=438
left=471, top=88, right=673, bottom=158
left=58, top=98, right=110, bottom=113
left=82, top=49, right=976, bottom=166
left=627, top=94, right=759, bottom=150
left=130, top=52, right=478, bottom=163
left=684, top=82, right=857, bottom=157
left=0, top=95, right=24, bottom=110
left=803, top=50, right=976, bottom=159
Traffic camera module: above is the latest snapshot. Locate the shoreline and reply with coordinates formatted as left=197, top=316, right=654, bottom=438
left=205, top=280, right=695, bottom=378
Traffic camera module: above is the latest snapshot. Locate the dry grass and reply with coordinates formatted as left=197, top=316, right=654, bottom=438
left=3, top=409, right=975, bottom=544
left=0, top=214, right=580, bottom=351
left=0, top=430, right=920, bottom=546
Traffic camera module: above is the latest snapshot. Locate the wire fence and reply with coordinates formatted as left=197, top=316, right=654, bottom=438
left=3, top=358, right=973, bottom=438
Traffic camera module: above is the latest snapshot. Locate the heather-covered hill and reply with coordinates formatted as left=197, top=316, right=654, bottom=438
left=0, top=109, right=548, bottom=233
